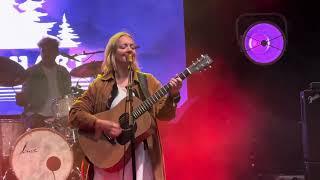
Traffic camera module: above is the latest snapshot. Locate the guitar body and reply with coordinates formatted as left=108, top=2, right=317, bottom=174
left=78, top=96, right=152, bottom=171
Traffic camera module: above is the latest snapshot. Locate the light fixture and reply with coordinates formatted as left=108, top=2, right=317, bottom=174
left=236, top=13, right=287, bottom=65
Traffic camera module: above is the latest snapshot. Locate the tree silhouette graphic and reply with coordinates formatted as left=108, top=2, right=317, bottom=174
left=0, top=0, right=80, bottom=49
left=57, top=14, right=81, bottom=48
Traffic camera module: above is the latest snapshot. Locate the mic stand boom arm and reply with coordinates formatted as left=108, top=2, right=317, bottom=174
left=81, top=50, right=104, bottom=56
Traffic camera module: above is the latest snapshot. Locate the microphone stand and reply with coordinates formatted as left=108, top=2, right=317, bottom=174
left=80, top=50, right=104, bottom=56
left=61, top=50, right=104, bottom=60
left=126, top=57, right=136, bottom=180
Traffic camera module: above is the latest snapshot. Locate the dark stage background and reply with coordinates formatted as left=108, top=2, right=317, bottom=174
left=160, top=0, right=320, bottom=179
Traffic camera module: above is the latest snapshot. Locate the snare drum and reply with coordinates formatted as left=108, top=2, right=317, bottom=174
left=10, top=128, right=73, bottom=180
left=52, top=94, right=75, bottom=119
left=0, top=119, right=25, bottom=157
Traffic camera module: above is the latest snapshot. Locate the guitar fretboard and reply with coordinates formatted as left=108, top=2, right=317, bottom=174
left=132, top=68, right=191, bottom=119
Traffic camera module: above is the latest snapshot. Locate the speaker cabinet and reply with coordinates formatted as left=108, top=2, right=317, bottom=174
left=300, top=89, right=320, bottom=180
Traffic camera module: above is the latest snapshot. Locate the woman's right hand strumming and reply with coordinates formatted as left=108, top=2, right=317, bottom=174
left=94, top=119, right=122, bottom=139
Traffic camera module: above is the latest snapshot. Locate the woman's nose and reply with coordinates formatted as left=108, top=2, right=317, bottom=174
left=127, top=46, right=136, bottom=51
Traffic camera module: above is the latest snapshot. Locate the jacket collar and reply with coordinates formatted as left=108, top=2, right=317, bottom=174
left=99, top=71, right=140, bottom=84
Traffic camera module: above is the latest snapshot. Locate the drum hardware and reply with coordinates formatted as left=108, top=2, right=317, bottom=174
left=52, top=120, right=78, bottom=147
left=71, top=84, right=84, bottom=98
left=66, top=50, right=104, bottom=78
left=50, top=94, right=79, bottom=147
left=51, top=94, right=75, bottom=119
left=47, top=93, right=83, bottom=180
left=42, top=116, right=56, bottom=129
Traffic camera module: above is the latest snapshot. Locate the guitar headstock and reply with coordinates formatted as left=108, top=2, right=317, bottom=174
left=188, top=54, right=213, bottom=74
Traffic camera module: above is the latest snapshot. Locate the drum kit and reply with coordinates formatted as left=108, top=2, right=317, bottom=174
left=0, top=56, right=103, bottom=180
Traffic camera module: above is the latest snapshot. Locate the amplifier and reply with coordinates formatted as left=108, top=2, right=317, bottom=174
left=300, top=89, right=320, bottom=161
left=300, top=88, right=320, bottom=180
left=256, top=174, right=304, bottom=180
left=274, top=175, right=304, bottom=180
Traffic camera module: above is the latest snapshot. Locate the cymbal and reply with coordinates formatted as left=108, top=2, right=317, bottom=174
left=0, top=56, right=27, bottom=86
left=70, top=61, right=103, bottom=78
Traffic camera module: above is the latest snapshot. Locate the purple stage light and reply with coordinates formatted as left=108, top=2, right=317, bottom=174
left=243, top=22, right=286, bottom=65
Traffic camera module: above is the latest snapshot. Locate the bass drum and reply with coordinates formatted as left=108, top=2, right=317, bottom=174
left=0, top=118, right=25, bottom=157
left=0, top=117, right=25, bottom=180
left=10, top=128, right=73, bottom=180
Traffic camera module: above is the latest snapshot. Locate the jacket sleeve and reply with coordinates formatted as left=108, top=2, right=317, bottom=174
left=147, top=74, right=179, bottom=121
left=68, top=80, right=98, bottom=131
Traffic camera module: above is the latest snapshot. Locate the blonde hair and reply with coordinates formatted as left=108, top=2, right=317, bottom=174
left=101, top=32, right=140, bottom=75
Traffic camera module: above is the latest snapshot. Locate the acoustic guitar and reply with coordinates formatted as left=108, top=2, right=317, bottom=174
left=78, top=54, right=213, bottom=171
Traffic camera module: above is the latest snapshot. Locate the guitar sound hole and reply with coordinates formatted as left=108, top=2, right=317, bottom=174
left=119, top=113, right=130, bottom=129
left=116, top=113, right=137, bottom=145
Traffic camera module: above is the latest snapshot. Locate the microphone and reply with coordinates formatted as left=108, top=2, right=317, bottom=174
left=60, top=52, right=80, bottom=62
left=127, top=54, right=134, bottom=63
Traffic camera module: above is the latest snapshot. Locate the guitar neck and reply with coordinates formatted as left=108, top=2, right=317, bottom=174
left=132, top=68, right=191, bottom=119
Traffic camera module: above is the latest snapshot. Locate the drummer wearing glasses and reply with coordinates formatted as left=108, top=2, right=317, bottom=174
left=15, top=36, right=72, bottom=128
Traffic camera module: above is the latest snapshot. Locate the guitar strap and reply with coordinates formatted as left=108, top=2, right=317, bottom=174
left=137, top=72, right=151, bottom=150
left=137, top=72, right=150, bottom=99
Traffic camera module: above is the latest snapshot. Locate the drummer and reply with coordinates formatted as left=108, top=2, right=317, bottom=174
left=15, top=36, right=72, bottom=128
